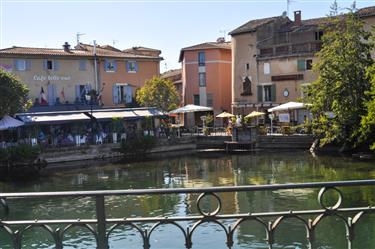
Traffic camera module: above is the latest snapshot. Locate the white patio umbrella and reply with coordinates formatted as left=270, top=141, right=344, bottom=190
left=245, top=111, right=265, bottom=118
left=169, top=104, right=213, bottom=114
left=268, top=102, right=309, bottom=112
left=0, top=115, right=24, bottom=130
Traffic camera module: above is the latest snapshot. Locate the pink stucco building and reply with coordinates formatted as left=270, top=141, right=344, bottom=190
left=179, top=38, right=232, bottom=126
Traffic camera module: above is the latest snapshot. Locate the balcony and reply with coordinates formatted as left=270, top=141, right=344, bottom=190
left=258, top=41, right=323, bottom=59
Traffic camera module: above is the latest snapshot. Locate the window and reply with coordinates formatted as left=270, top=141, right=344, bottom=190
left=199, top=73, right=206, bottom=87
left=246, top=63, right=250, bottom=70
left=104, top=60, right=116, bottom=72
left=76, top=84, right=91, bottom=103
left=113, top=84, right=132, bottom=104
left=198, top=52, right=205, bottom=66
left=306, top=59, right=313, bottom=70
left=15, top=59, right=26, bottom=71
left=257, top=85, right=276, bottom=102
left=193, top=95, right=200, bottom=105
left=207, top=93, right=213, bottom=107
left=264, top=63, right=270, bottom=75
left=126, top=61, right=138, bottom=72
left=315, top=30, right=323, bottom=41
left=297, top=59, right=313, bottom=71
left=47, top=60, right=53, bottom=70
left=241, top=76, right=252, bottom=96
left=79, top=60, right=87, bottom=71
left=43, top=60, right=58, bottom=71
left=264, top=86, right=272, bottom=102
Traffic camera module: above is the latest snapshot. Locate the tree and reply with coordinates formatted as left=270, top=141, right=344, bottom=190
left=304, top=13, right=373, bottom=149
left=359, top=63, right=375, bottom=150
left=0, top=69, right=31, bottom=117
left=136, top=76, right=179, bottom=112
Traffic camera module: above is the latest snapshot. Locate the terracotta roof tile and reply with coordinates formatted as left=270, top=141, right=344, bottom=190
left=181, top=41, right=231, bottom=51
left=0, top=43, right=162, bottom=60
left=356, top=6, right=375, bottom=17
left=229, top=16, right=287, bottom=36
left=161, top=68, right=182, bottom=78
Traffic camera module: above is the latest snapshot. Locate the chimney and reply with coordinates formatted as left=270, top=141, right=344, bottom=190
left=63, top=42, right=71, bottom=52
left=216, top=37, right=225, bottom=43
left=294, top=10, right=302, bottom=25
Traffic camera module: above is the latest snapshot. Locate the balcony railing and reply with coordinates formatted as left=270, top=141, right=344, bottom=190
left=258, top=41, right=323, bottom=58
left=1, top=180, right=375, bottom=249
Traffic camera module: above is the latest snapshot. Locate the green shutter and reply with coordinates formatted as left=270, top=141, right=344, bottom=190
left=257, top=86, right=262, bottom=102
left=297, top=59, right=305, bottom=71
left=271, top=85, right=276, bottom=102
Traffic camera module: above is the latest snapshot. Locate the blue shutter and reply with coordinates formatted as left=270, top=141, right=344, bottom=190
left=112, top=85, right=119, bottom=104
left=104, top=60, right=108, bottom=71
left=113, top=61, right=117, bottom=72
left=13, top=59, right=18, bottom=70
left=126, top=61, right=130, bottom=72
left=52, top=84, right=57, bottom=104
left=47, top=84, right=54, bottom=105
left=125, top=85, right=132, bottom=103
left=134, top=62, right=138, bottom=72
left=43, top=60, right=48, bottom=70
left=76, top=85, right=81, bottom=101
left=26, top=60, right=31, bottom=70
left=54, top=61, right=59, bottom=71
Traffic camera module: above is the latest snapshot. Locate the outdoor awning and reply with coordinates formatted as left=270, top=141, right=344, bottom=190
left=0, top=115, right=25, bottom=130
left=134, top=109, right=164, bottom=117
left=169, top=104, right=213, bottom=114
left=20, top=113, right=90, bottom=124
left=93, top=111, right=137, bottom=119
left=268, top=102, right=309, bottom=112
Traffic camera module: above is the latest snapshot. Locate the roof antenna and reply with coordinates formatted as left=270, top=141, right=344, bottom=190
left=76, top=32, right=85, bottom=45
left=112, top=40, right=118, bottom=47
left=164, top=63, right=168, bottom=72
left=286, top=0, right=296, bottom=17
left=219, top=29, right=227, bottom=41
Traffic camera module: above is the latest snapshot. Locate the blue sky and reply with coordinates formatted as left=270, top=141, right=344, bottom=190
left=1, top=0, right=374, bottom=72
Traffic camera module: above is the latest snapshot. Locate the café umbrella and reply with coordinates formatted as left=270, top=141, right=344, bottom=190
left=245, top=111, right=265, bottom=118
left=0, top=115, right=24, bottom=130
left=216, top=112, right=234, bottom=118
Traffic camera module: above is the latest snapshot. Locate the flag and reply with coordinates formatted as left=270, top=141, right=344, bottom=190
left=40, top=87, right=48, bottom=105
left=60, top=87, right=66, bottom=102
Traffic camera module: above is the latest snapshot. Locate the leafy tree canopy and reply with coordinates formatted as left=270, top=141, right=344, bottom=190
left=136, top=76, right=179, bottom=112
left=0, top=69, right=31, bottom=117
left=304, top=12, right=373, bottom=149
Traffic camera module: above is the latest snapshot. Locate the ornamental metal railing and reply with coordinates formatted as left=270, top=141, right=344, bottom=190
left=1, top=180, right=375, bottom=249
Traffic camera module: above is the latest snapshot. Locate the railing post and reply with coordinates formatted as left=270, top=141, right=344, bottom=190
left=96, top=195, right=108, bottom=249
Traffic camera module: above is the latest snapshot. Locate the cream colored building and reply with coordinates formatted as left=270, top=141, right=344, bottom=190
left=230, top=6, right=375, bottom=116
left=0, top=43, right=97, bottom=107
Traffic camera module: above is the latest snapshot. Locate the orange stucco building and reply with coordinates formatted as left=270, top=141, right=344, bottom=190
left=77, top=44, right=162, bottom=107
left=179, top=39, right=232, bottom=126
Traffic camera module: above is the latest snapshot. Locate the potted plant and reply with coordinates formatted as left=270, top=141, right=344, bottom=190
left=111, top=117, right=123, bottom=143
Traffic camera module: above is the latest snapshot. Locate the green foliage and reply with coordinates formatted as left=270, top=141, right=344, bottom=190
left=359, top=64, right=375, bottom=149
left=0, top=69, right=32, bottom=117
left=303, top=13, right=373, bottom=148
left=111, top=117, right=123, bottom=133
left=120, top=136, right=156, bottom=155
left=0, top=144, right=41, bottom=163
left=204, top=114, right=214, bottom=127
left=136, top=77, right=179, bottom=112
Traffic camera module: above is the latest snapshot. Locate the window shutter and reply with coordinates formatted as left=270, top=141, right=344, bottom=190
left=75, top=85, right=81, bottom=100
left=297, top=59, right=305, bottom=71
left=126, top=61, right=130, bottom=72
left=13, top=59, right=18, bottom=70
left=134, top=62, right=138, bottom=72
left=104, top=60, right=108, bottom=71
left=113, top=61, right=117, bottom=72
left=26, top=60, right=31, bottom=71
left=43, top=60, right=48, bottom=70
left=112, top=85, right=119, bottom=104
left=257, top=86, right=263, bottom=102
left=125, top=85, right=132, bottom=103
left=52, top=84, right=57, bottom=104
left=47, top=84, right=54, bottom=105
left=54, top=61, right=59, bottom=71
left=271, top=85, right=276, bottom=102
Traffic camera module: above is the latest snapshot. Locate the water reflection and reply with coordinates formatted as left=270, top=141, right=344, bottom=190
left=1, top=151, right=375, bottom=248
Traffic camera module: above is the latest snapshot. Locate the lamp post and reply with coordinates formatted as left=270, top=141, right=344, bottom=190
left=85, top=94, right=94, bottom=143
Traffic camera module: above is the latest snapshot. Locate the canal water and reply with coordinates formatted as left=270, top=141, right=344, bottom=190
left=0, top=151, right=375, bottom=249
